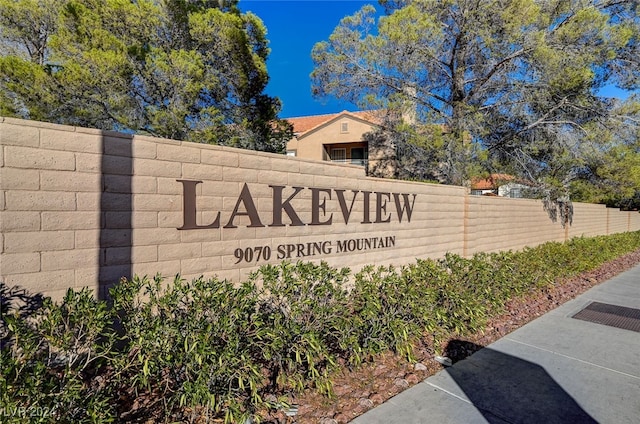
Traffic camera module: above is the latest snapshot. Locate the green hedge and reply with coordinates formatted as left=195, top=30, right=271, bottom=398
left=2, top=231, right=640, bottom=423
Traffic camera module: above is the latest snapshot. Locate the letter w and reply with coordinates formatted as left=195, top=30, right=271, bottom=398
left=393, top=193, right=417, bottom=222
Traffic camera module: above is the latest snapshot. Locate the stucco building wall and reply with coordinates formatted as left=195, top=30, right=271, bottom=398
left=286, top=115, right=377, bottom=161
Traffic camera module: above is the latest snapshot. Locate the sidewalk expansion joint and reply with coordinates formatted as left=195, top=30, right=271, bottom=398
left=502, top=338, right=640, bottom=380
left=425, top=381, right=517, bottom=424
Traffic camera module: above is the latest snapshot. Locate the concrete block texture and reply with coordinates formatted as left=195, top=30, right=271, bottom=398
left=39, top=129, right=103, bottom=153
left=2, top=168, right=40, bottom=190
left=1, top=252, right=41, bottom=274
left=103, top=135, right=137, bottom=157
left=5, top=145, right=76, bottom=170
left=75, top=152, right=102, bottom=173
left=2, top=117, right=640, bottom=299
left=41, top=248, right=100, bottom=271
left=201, top=148, right=239, bottom=167
left=40, top=170, right=101, bottom=192
left=6, top=190, right=76, bottom=211
left=157, top=143, right=201, bottom=163
left=0, top=122, right=40, bottom=147
left=1, top=211, right=41, bottom=231
left=4, top=231, right=75, bottom=253
left=3, top=270, right=76, bottom=299
left=134, top=158, right=181, bottom=178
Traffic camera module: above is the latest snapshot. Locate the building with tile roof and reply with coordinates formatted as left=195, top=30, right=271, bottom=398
left=285, top=110, right=382, bottom=168
left=470, top=174, right=531, bottom=198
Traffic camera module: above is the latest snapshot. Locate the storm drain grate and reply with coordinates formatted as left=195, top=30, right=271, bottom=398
left=572, top=302, right=640, bottom=333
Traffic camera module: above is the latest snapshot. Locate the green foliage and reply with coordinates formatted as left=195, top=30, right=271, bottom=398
left=253, top=261, right=353, bottom=395
left=312, top=0, right=640, bottom=193
left=109, top=274, right=266, bottom=423
left=0, top=0, right=291, bottom=152
left=3, top=231, right=640, bottom=422
left=1, top=288, right=118, bottom=423
left=352, top=264, right=434, bottom=360
left=570, top=97, right=640, bottom=208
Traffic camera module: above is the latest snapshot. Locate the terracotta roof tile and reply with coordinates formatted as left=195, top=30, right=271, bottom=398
left=286, top=113, right=340, bottom=133
left=470, top=174, right=515, bottom=190
left=286, top=110, right=381, bottom=135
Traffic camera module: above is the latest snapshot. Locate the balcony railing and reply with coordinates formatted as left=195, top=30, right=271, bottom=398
left=329, top=158, right=368, bottom=166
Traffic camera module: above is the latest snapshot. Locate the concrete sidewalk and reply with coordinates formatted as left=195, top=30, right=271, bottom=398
left=352, top=265, right=640, bottom=424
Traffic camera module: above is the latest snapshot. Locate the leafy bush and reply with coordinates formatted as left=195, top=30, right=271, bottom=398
left=351, top=265, right=417, bottom=360
left=1, top=288, right=117, bottom=423
left=109, top=274, right=266, bottom=424
left=253, top=261, right=352, bottom=395
left=400, top=251, right=533, bottom=339
left=2, top=231, right=640, bottom=422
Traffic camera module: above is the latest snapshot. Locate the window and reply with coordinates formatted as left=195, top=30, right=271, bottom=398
left=330, top=148, right=346, bottom=162
left=340, top=122, right=349, bottom=133
left=350, top=147, right=368, bottom=166
left=510, top=188, right=522, bottom=198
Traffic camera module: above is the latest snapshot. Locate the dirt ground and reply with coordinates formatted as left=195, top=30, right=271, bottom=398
left=272, top=250, right=640, bottom=424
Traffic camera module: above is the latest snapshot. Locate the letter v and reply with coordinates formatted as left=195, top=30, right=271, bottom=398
left=335, top=190, right=359, bottom=224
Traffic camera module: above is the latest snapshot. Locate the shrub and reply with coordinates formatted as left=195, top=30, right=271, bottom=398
left=253, top=261, right=353, bottom=396
left=109, top=274, right=266, bottom=424
left=1, top=287, right=117, bottom=423
left=2, top=231, right=640, bottom=423
left=351, top=265, right=421, bottom=360
left=402, top=257, right=488, bottom=338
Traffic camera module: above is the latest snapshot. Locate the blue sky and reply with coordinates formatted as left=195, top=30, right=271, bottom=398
left=240, top=1, right=635, bottom=119
left=241, top=1, right=373, bottom=118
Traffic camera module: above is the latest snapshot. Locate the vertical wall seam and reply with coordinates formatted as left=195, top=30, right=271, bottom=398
left=463, top=192, right=469, bottom=257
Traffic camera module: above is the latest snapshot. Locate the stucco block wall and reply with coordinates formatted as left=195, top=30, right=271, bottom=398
left=1, top=119, right=110, bottom=299
left=607, top=208, right=632, bottom=234
left=2, top=117, right=639, bottom=300
left=465, top=196, right=565, bottom=255
left=631, top=211, right=640, bottom=230
left=570, top=203, right=609, bottom=238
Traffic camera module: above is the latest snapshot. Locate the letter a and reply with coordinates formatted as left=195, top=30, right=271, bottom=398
left=224, top=183, right=265, bottom=228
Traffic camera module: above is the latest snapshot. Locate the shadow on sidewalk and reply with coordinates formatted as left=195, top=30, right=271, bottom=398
left=443, top=340, right=597, bottom=424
